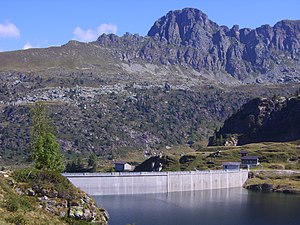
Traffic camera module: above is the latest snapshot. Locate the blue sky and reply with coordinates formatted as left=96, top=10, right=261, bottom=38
left=0, top=0, right=299, bottom=52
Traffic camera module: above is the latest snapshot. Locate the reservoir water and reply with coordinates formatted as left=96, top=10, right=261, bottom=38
left=94, top=188, right=300, bottom=225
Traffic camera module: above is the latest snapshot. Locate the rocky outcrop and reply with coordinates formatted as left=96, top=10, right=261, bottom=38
left=209, top=96, right=300, bottom=145
left=133, top=154, right=179, bottom=172
left=134, top=155, right=164, bottom=172
left=245, top=183, right=300, bottom=194
left=244, top=170, right=300, bottom=194
left=96, top=8, right=300, bottom=84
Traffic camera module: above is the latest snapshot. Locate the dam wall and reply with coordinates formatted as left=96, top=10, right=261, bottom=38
left=64, top=170, right=248, bottom=196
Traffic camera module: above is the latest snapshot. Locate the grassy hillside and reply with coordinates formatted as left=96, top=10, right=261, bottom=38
left=0, top=169, right=108, bottom=225
left=185, top=141, right=300, bottom=170
left=114, top=141, right=300, bottom=172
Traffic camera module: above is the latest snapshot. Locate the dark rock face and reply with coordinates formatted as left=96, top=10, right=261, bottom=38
left=209, top=96, right=300, bottom=145
left=246, top=183, right=274, bottom=192
left=133, top=156, right=163, bottom=172
left=147, top=8, right=219, bottom=46
left=96, top=8, right=300, bottom=84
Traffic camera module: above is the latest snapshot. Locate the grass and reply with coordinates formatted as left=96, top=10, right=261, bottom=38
left=0, top=175, right=66, bottom=225
left=244, top=170, right=300, bottom=193
left=93, top=141, right=300, bottom=172
left=1, top=169, right=108, bottom=225
left=187, top=141, right=300, bottom=170
left=12, top=169, right=79, bottom=200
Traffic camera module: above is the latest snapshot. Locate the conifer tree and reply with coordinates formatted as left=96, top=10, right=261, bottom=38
left=88, top=153, right=97, bottom=172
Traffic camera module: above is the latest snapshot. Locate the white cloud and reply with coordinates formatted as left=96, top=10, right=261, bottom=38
left=0, top=22, right=20, bottom=38
left=73, top=27, right=97, bottom=42
left=23, top=42, right=33, bottom=50
left=73, top=23, right=117, bottom=42
left=97, top=24, right=118, bottom=35
left=23, top=42, right=39, bottom=50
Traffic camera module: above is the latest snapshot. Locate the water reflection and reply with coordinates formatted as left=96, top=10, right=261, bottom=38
left=164, top=188, right=246, bottom=208
left=94, top=188, right=300, bottom=225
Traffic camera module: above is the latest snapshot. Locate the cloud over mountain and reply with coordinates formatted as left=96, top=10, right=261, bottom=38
left=0, top=22, right=20, bottom=38
left=73, top=23, right=117, bottom=42
left=23, top=42, right=34, bottom=50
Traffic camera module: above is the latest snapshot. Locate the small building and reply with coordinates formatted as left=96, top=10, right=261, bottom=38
left=222, top=162, right=241, bottom=170
left=240, top=150, right=249, bottom=157
left=241, top=156, right=259, bottom=168
left=114, top=161, right=133, bottom=172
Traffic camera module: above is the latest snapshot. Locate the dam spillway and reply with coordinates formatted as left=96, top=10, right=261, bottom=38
left=63, top=170, right=248, bottom=196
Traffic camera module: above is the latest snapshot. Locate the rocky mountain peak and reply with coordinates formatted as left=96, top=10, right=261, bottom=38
left=147, top=8, right=219, bottom=45
left=95, top=8, right=300, bottom=84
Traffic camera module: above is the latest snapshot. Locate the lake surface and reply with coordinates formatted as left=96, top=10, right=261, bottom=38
left=94, top=188, right=300, bottom=225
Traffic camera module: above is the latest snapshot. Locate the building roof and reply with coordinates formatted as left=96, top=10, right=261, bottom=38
left=241, top=156, right=259, bottom=160
left=222, top=162, right=241, bottom=166
left=114, top=161, right=127, bottom=165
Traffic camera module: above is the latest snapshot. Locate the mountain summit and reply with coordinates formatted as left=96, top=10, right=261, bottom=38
left=147, top=8, right=219, bottom=46
left=97, top=7, right=300, bottom=84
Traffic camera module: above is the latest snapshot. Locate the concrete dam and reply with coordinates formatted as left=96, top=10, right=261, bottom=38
left=64, top=170, right=248, bottom=196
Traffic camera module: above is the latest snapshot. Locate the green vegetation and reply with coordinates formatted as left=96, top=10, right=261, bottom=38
left=0, top=172, right=67, bottom=224
left=0, top=169, right=108, bottom=224
left=1, top=83, right=298, bottom=165
left=12, top=169, right=78, bottom=199
left=30, top=101, right=64, bottom=172
left=132, top=141, right=300, bottom=172
left=88, top=153, right=97, bottom=172
left=65, top=153, right=98, bottom=172
left=210, top=96, right=300, bottom=146
left=5, top=193, right=33, bottom=212
left=244, top=170, right=300, bottom=194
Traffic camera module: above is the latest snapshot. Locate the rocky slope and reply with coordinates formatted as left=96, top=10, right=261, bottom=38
left=0, top=169, right=109, bottom=224
left=209, top=96, right=300, bottom=145
left=97, top=8, right=300, bottom=84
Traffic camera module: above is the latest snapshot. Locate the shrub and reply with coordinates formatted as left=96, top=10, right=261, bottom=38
left=5, top=194, right=19, bottom=212
left=63, top=217, right=91, bottom=225
left=5, top=193, right=34, bottom=212
left=268, top=164, right=285, bottom=170
left=13, top=169, right=78, bottom=200
left=6, top=215, right=27, bottom=225
left=13, top=168, right=39, bottom=183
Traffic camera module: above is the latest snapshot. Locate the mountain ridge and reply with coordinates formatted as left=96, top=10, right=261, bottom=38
left=96, top=8, right=300, bottom=84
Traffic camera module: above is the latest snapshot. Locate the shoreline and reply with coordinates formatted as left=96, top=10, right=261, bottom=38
left=243, top=170, right=300, bottom=194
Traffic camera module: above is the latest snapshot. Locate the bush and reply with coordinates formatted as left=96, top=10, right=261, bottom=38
left=13, top=168, right=39, bottom=183
left=13, top=169, right=78, bottom=200
left=63, top=217, right=91, bottom=225
left=5, top=194, right=19, bottom=212
left=268, top=164, right=285, bottom=170
left=6, top=215, right=27, bottom=225
left=5, top=193, right=33, bottom=212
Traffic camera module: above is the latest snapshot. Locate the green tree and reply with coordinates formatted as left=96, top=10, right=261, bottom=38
left=88, top=153, right=97, bottom=172
left=30, top=101, right=64, bottom=172
left=219, top=134, right=224, bottom=146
